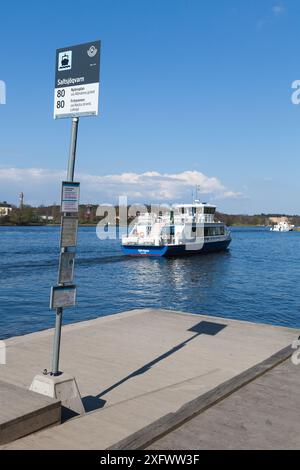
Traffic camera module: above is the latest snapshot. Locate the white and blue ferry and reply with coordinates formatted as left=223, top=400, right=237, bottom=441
left=121, top=202, right=231, bottom=257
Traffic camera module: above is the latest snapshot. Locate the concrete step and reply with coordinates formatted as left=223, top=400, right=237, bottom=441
left=0, top=380, right=61, bottom=445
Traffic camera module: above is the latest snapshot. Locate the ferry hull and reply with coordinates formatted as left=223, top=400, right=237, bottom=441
left=122, top=238, right=231, bottom=257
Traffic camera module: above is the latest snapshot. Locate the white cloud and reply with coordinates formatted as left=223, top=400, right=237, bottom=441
left=257, top=3, right=286, bottom=29
left=272, top=4, right=285, bottom=16
left=0, top=167, right=242, bottom=205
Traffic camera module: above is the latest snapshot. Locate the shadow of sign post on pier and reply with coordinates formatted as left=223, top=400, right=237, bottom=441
left=82, top=321, right=227, bottom=413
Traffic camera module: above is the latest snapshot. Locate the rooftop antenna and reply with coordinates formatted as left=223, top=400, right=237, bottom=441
left=195, top=185, right=201, bottom=203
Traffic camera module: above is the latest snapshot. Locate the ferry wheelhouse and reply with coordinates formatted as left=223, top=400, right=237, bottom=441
left=121, top=203, right=231, bottom=257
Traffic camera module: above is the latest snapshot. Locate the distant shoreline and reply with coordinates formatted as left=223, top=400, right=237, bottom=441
left=0, top=223, right=271, bottom=228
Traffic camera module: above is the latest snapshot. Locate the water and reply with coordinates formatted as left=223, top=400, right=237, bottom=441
left=0, top=226, right=299, bottom=339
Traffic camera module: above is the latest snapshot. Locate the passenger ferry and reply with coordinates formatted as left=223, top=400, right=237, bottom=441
left=270, top=221, right=294, bottom=232
left=121, top=202, right=231, bottom=257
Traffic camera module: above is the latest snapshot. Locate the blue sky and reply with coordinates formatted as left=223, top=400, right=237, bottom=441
left=0, top=0, right=299, bottom=214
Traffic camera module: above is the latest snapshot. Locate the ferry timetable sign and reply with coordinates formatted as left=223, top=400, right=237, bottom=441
left=54, top=40, right=100, bottom=119
left=61, top=181, right=80, bottom=213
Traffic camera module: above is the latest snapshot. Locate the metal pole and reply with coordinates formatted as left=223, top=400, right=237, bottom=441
left=51, top=117, right=79, bottom=376
left=67, top=117, right=79, bottom=181
left=52, top=307, right=63, bottom=375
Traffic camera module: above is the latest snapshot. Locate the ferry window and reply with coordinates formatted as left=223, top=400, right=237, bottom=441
left=170, top=226, right=175, bottom=236
left=204, top=227, right=217, bottom=236
left=181, top=207, right=184, bottom=214
left=204, top=207, right=215, bottom=215
left=192, top=224, right=196, bottom=233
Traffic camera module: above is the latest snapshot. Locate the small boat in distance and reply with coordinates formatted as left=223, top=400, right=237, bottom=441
left=270, top=221, right=294, bottom=232
left=121, top=202, right=231, bottom=257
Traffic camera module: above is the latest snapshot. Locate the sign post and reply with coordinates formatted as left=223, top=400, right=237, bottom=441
left=51, top=118, right=80, bottom=376
left=30, top=40, right=100, bottom=413
left=51, top=41, right=100, bottom=376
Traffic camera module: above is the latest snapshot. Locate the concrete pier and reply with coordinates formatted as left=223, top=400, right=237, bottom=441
left=0, top=381, right=60, bottom=445
left=147, top=358, right=300, bottom=450
left=0, top=308, right=297, bottom=449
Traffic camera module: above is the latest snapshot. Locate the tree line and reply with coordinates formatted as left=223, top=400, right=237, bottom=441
left=1, top=205, right=300, bottom=227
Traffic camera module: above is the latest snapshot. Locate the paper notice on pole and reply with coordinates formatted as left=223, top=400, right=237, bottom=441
left=60, top=216, right=78, bottom=247
left=61, top=182, right=80, bottom=213
left=50, top=285, right=76, bottom=309
left=58, top=252, right=75, bottom=283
